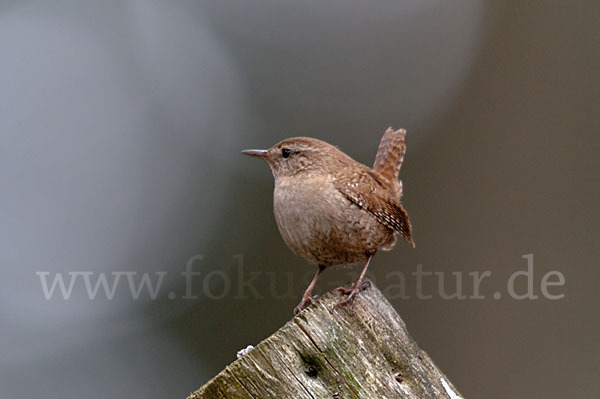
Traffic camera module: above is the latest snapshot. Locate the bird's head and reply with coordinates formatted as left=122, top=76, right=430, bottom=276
left=242, top=137, right=347, bottom=179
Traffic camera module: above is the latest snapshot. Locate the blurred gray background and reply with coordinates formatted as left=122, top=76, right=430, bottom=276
left=1, top=1, right=598, bottom=398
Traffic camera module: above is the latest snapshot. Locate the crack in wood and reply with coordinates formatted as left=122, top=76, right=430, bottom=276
left=231, top=371, right=256, bottom=399
left=278, top=355, right=316, bottom=399
left=293, top=317, right=361, bottom=398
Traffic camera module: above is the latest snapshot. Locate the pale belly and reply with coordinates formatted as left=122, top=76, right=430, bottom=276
left=273, top=176, right=394, bottom=267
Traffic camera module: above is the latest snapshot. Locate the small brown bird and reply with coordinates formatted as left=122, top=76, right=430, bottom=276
left=243, top=127, right=414, bottom=314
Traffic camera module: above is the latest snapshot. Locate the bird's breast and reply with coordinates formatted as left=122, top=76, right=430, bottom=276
left=272, top=175, right=393, bottom=266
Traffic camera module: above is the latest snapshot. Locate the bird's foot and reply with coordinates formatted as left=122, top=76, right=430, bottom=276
left=335, top=288, right=359, bottom=308
left=334, top=280, right=371, bottom=308
left=294, top=295, right=318, bottom=316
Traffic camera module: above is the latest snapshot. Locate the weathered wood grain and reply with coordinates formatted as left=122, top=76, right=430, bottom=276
left=188, top=282, right=463, bottom=399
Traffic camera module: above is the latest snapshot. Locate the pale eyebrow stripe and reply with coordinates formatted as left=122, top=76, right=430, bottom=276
left=294, top=146, right=318, bottom=152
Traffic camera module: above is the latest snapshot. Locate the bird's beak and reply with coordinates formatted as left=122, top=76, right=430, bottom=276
left=241, top=149, right=268, bottom=159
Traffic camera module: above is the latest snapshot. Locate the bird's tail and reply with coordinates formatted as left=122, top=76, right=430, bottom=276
left=372, top=127, right=407, bottom=183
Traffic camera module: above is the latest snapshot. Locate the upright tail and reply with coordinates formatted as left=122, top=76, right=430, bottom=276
left=372, top=127, right=407, bottom=184
left=372, top=127, right=413, bottom=246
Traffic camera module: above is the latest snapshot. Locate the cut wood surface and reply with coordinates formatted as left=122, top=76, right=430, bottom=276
left=188, top=282, right=464, bottom=398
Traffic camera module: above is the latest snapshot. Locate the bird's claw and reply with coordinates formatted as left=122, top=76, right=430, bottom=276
left=294, top=295, right=318, bottom=315
left=334, top=281, right=370, bottom=308
left=334, top=286, right=354, bottom=295
left=335, top=288, right=359, bottom=308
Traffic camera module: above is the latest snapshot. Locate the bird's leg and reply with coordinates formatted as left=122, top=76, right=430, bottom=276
left=294, top=265, right=326, bottom=315
left=335, top=254, right=374, bottom=307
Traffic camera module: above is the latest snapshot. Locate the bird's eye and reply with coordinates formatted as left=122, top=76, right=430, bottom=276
left=282, top=148, right=291, bottom=158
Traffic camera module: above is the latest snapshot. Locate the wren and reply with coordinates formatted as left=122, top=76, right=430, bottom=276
left=243, top=127, right=414, bottom=315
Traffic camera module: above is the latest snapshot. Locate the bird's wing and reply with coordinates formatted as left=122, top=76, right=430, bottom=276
left=333, top=167, right=415, bottom=247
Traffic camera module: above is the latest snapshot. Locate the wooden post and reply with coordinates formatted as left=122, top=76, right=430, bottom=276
left=187, top=282, right=464, bottom=398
